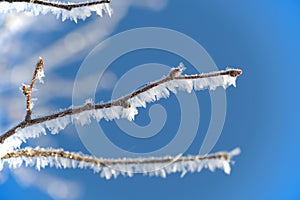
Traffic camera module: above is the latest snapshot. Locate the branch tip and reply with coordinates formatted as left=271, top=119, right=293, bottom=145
left=36, top=58, right=44, bottom=70
left=228, top=69, right=242, bottom=77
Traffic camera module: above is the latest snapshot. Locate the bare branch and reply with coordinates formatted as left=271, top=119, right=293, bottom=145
left=2, top=0, right=111, bottom=11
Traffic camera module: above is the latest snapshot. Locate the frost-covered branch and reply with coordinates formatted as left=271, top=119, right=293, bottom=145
left=1, top=0, right=110, bottom=11
left=0, top=147, right=241, bottom=179
left=0, top=61, right=242, bottom=153
left=0, top=0, right=112, bottom=22
left=0, top=59, right=243, bottom=179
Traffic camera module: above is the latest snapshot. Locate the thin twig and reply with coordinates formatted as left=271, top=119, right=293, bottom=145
left=0, top=65, right=242, bottom=144
left=22, top=58, right=44, bottom=122
left=2, top=0, right=111, bottom=11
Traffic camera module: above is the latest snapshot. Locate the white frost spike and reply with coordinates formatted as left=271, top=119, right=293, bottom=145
left=0, top=2, right=113, bottom=22
left=229, top=147, right=241, bottom=156
left=223, top=161, right=231, bottom=174
left=44, top=116, right=71, bottom=134
left=37, top=67, right=45, bottom=84
left=73, top=111, right=93, bottom=126
left=0, top=147, right=240, bottom=179
left=104, top=3, right=113, bottom=17
left=85, top=98, right=94, bottom=105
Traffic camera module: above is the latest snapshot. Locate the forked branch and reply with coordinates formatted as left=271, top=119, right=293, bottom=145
left=0, top=60, right=242, bottom=145
left=22, top=58, right=44, bottom=122
left=0, top=59, right=243, bottom=178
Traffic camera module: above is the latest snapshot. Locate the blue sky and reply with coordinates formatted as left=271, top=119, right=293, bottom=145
left=0, top=0, right=300, bottom=200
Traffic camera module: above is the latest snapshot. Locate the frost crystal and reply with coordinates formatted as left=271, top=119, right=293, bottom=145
left=37, top=67, right=45, bottom=84
left=44, top=116, right=71, bottom=134
left=0, top=2, right=112, bottom=22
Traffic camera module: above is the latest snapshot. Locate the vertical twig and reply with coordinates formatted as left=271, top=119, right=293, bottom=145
left=22, top=58, right=44, bottom=122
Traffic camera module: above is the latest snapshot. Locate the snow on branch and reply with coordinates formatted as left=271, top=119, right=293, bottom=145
left=0, top=147, right=241, bottom=179
left=0, top=0, right=112, bottom=22
left=0, top=60, right=242, bottom=158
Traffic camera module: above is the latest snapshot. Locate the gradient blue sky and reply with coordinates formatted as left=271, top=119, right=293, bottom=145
left=0, top=1, right=299, bottom=200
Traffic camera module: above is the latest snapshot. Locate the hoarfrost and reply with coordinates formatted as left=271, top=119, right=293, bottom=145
left=44, top=116, right=71, bottom=134
left=0, top=147, right=240, bottom=179
left=0, top=2, right=112, bottom=22
left=37, top=67, right=45, bottom=84
left=0, top=64, right=240, bottom=163
left=0, top=124, right=46, bottom=157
